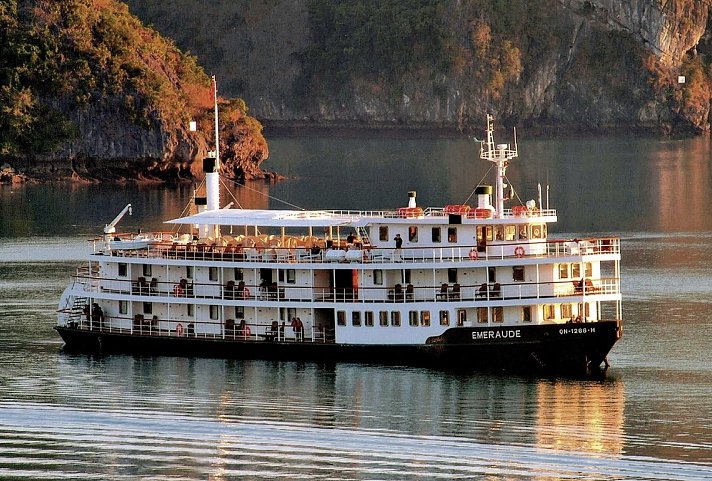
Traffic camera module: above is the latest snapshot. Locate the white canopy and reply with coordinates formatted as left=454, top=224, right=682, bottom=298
left=165, top=209, right=369, bottom=228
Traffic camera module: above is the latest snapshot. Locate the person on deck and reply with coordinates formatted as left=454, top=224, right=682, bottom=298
left=393, top=234, right=403, bottom=262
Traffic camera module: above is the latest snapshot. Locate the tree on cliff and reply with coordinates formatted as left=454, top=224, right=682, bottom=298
left=0, top=0, right=271, bottom=182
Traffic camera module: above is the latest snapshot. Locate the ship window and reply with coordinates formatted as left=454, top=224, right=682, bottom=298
left=485, top=225, right=494, bottom=241
left=476, top=226, right=484, bottom=242
left=143, top=302, right=152, bottom=314
left=352, top=312, right=361, bottom=327
left=236, top=306, right=244, bottom=319
left=287, top=308, right=296, bottom=321
left=186, top=266, right=194, bottom=279
left=337, top=311, right=346, bottom=326
left=210, top=305, right=219, bottom=320
left=457, top=309, right=466, bottom=326
left=187, top=304, right=194, bottom=316
left=448, top=268, right=457, bottom=283
left=209, top=267, right=218, bottom=281
left=365, top=311, right=374, bottom=326
left=531, top=224, right=543, bottom=239
left=408, top=226, right=418, bottom=242
left=286, top=269, right=296, bottom=284
left=505, top=225, right=516, bottom=241
left=379, top=311, right=388, bottom=326
left=572, top=263, right=581, bottom=278
left=119, top=300, right=128, bottom=315
left=379, top=226, right=388, bottom=242
left=432, top=227, right=441, bottom=243
left=544, top=304, right=556, bottom=320
left=447, top=227, right=457, bottom=243
left=518, top=224, right=528, bottom=240
left=558, top=263, right=569, bottom=279
left=493, top=307, right=503, bottom=323
left=522, top=306, right=532, bottom=322
left=374, top=270, right=383, bottom=285
left=118, top=263, right=127, bottom=277
left=234, top=268, right=243, bottom=280
left=494, top=225, right=504, bottom=241
left=561, top=303, right=572, bottom=319
left=513, top=266, right=525, bottom=282
left=420, top=311, right=430, bottom=326
left=278, top=269, right=284, bottom=282
left=391, top=311, right=401, bottom=327
left=143, top=264, right=152, bottom=277
left=439, top=310, right=449, bottom=326
left=584, top=262, right=593, bottom=277
left=477, top=307, right=488, bottom=323
left=409, top=311, right=418, bottom=326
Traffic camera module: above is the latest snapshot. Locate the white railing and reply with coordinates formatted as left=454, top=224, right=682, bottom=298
left=102, top=237, right=620, bottom=265
left=57, top=313, right=335, bottom=344
left=71, top=272, right=621, bottom=305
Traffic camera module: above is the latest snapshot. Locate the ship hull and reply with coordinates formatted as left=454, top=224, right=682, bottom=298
left=55, top=320, right=621, bottom=375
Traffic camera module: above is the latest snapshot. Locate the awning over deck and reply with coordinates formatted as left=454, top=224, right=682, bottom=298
left=165, top=209, right=369, bottom=228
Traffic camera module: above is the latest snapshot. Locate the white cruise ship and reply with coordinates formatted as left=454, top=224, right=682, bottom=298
left=56, top=86, right=622, bottom=375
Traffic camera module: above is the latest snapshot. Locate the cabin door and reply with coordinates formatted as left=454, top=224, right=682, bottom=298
left=333, top=269, right=358, bottom=300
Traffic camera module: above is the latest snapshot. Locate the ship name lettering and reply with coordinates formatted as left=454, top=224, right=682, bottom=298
left=471, top=330, right=521, bottom=340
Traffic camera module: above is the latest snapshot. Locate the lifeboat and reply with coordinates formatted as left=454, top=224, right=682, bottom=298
left=444, top=204, right=471, bottom=215
left=467, top=208, right=494, bottom=219
left=397, top=207, right=424, bottom=218
left=512, top=205, right=529, bottom=217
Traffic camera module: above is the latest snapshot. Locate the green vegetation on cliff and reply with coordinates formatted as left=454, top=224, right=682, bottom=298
left=295, top=0, right=712, bottom=131
left=0, top=0, right=269, bottom=182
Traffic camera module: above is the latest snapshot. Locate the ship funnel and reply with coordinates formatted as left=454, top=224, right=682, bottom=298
left=408, top=191, right=417, bottom=208
left=475, top=185, right=495, bottom=214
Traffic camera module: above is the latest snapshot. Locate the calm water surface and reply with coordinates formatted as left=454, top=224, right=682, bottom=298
left=1, top=134, right=711, bottom=480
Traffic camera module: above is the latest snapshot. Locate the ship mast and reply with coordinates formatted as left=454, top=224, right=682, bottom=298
left=206, top=76, right=220, bottom=214
left=197, top=76, right=221, bottom=239
left=480, top=114, right=518, bottom=218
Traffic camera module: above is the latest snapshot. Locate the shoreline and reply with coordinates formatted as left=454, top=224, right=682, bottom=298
left=262, top=120, right=704, bottom=140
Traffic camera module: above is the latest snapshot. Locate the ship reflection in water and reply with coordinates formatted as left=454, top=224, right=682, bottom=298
left=24, top=355, right=643, bottom=480
left=534, top=380, right=624, bottom=455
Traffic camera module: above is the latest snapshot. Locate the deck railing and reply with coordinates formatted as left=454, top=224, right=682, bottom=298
left=58, top=314, right=334, bottom=344
left=101, top=237, right=620, bottom=265
left=70, top=273, right=621, bottom=305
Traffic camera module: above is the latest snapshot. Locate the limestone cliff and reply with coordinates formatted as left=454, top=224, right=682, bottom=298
left=0, top=0, right=274, bottom=183
left=125, top=0, right=712, bottom=136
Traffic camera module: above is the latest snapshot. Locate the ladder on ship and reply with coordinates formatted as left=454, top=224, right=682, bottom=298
left=356, top=226, right=371, bottom=247
left=67, top=296, right=88, bottom=325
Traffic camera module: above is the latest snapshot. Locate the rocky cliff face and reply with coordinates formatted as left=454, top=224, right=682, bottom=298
left=0, top=0, right=274, bottom=183
left=125, top=0, right=711, bottom=136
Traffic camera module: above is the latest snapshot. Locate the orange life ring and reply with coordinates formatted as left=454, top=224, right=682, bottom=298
left=176, top=323, right=184, bottom=336
left=468, top=248, right=479, bottom=260
left=514, top=246, right=525, bottom=258
left=173, top=284, right=184, bottom=297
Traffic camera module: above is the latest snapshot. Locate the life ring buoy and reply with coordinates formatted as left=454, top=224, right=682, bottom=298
left=176, top=323, right=184, bottom=336
left=468, top=248, right=479, bottom=260
left=173, top=284, right=184, bottom=297
left=514, top=246, right=525, bottom=258
left=242, top=287, right=250, bottom=299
